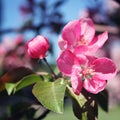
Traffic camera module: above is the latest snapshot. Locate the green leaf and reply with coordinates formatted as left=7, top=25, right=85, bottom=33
left=5, top=74, right=42, bottom=95
left=95, top=89, right=108, bottom=112
left=67, top=86, right=98, bottom=120
left=5, top=83, right=16, bottom=95
left=32, top=78, right=67, bottom=113
left=0, top=67, right=34, bottom=91
left=82, top=89, right=98, bottom=120
left=43, top=74, right=54, bottom=82
left=14, top=74, right=42, bottom=92
left=67, top=85, right=87, bottom=119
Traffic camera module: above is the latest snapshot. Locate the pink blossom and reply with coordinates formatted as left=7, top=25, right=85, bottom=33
left=4, top=54, right=24, bottom=69
left=15, top=34, right=23, bottom=45
left=58, top=18, right=108, bottom=55
left=27, top=35, right=50, bottom=59
left=0, top=44, right=6, bottom=56
left=57, top=50, right=116, bottom=95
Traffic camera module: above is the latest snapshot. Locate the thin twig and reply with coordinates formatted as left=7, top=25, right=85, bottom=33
left=43, top=58, right=57, bottom=79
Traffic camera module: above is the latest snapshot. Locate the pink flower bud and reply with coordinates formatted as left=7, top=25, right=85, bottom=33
left=27, top=35, right=50, bottom=59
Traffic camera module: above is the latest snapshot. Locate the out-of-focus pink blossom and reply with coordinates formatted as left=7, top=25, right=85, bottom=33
left=0, top=44, right=6, bottom=56
left=15, top=34, right=23, bottom=45
left=2, top=35, right=23, bottom=51
left=105, top=0, right=120, bottom=15
left=4, top=54, right=24, bottom=69
left=27, top=35, right=50, bottom=59
left=58, top=18, right=108, bottom=56
left=2, top=37, right=16, bottom=51
left=0, top=44, right=7, bottom=70
left=57, top=50, right=116, bottom=95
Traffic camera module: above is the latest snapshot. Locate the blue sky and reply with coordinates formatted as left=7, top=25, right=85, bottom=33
left=2, top=0, right=87, bottom=29
left=1, top=0, right=88, bottom=41
left=2, top=0, right=24, bottom=29
left=2, top=0, right=105, bottom=31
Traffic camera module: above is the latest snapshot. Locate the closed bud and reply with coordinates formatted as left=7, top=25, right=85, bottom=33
left=27, top=35, right=50, bottom=59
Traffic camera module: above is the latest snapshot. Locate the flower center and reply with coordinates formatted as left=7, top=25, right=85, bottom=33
left=77, top=36, right=87, bottom=46
left=80, top=66, right=95, bottom=81
left=79, top=38, right=86, bottom=45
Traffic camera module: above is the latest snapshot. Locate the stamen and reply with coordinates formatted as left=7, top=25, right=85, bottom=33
left=78, top=36, right=87, bottom=45
left=80, top=66, right=95, bottom=81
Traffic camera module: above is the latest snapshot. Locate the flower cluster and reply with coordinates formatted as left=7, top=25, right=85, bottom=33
left=57, top=18, right=116, bottom=95
left=26, top=18, right=116, bottom=96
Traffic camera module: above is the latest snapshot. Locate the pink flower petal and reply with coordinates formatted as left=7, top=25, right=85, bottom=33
left=62, top=20, right=81, bottom=46
left=83, top=77, right=107, bottom=94
left=57, top=50, right=79, bottom=76
left=71, top=67, right=83, bottom=95
left=58, top=37, right=68, bottom=50
left=87, top=31, right=108, bottom=54
left=74, top=45, right=88, bottom=55
left=76, top=54, right=88, bottom=65
left=92, top=57, right=116, bottom=80
left=86, top=55, right=97, bottom=65
left=79, top=18, right=95, bottom=44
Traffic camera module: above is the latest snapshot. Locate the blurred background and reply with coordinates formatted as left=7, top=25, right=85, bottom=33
left=0, top=0, right=120, bottom=120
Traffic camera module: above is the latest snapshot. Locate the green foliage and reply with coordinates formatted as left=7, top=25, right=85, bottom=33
left=5, top=74, right=42, bottom=95
left=0, top=67, right=34, bottom=91
left=44, top=104, right=120, bottom=120
left=4, top=70, right=108, bottom=120
left=3, top=67, right=108, bottom=120
left=5, top=83, right=16, bottom=95
left=95, top=89, right=108, bottom=112
left=32, top=78, right=67, bottom=114
left=67, top=86, right=98, bottom=120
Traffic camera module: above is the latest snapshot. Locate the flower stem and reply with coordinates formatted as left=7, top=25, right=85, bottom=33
left=43, top=58, right=57, bottom=79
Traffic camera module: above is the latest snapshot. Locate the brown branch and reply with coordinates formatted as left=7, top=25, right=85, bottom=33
left=95, top=24, right=119, bottom=35
left=0, top=25, right=43, bottom=35
left=0, top=24, right=119, bottom=35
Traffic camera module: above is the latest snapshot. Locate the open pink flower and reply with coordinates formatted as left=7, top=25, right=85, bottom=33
left=57, top=50, right=116, bottom=95
left=27, top=35, right=50, bottom=59
left=58, top=18, right=108, bottom=55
